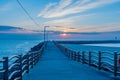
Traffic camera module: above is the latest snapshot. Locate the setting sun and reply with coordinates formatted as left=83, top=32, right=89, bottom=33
left=60, top=33, right=67, bottom=37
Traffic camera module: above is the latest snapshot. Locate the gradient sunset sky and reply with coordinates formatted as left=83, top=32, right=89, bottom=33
left=0, top=0, right=120, bottom=32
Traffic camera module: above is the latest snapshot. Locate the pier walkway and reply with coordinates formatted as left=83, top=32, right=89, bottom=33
left=23, top=42, right=113, bottom=80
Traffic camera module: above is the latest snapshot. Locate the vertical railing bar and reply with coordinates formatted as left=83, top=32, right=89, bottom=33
left=3, top=57, right=8, bottom=80
left=26, top=53, right=29, bottom=73
left=71, top=51, right=73, bottom=59
left=19, top=55, right=22, bottom=80
left=31, top=52, right=34, bottom=68
left=82, top=51, right=85, bottom=64
left=74, top=51, right=76, bottom=60
left=98, top=51, right=102, bottom=70
left=114, top=52, right=118, bottom=76
left=77, top=52, right=80, bottom=62
left=89, top=51, right=91, bottom=66
left=75, top=51, right=77, bottom=61
left=72, top=51, right=74, bottom=60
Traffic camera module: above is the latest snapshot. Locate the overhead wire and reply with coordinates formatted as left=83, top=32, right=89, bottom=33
left=16, top=0, right=40, bottom=27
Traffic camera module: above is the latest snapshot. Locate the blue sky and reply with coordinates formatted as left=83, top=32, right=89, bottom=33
left=0, top=0, right=120, bottom=32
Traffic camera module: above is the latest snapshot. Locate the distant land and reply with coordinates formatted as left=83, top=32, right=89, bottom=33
left=0, top=26, right=22, bottom=30
left=0, top=25, right=40, bottom=34
left=0, top=26, right=42, bottom=40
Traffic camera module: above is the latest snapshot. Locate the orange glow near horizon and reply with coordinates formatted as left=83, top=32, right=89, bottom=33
left=60, top=33, right=67, bottom=37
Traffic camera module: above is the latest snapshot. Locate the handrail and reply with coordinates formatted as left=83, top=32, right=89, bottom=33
left=118, top=53, right=120, bottom=55
left=0, top=59, right=5, bottom=62
left=22, top=59, right=28, bottom=64
left=89, top=51, right=98, bottom=54
left=54, top=41, right=120, bottom=76
left=101, top=56, right=114, bottom=61
left=92, top=55, right=98, bottom=59
left=91, top=58, right=98, bottom=62
left=9, top=63, right=20, bottom=70
left=22, top=70, right=28, bottom=76
left=22, top=64, right=27, bottom=70
left=14, top=77, right=21, bottom=80
left=101, top=61, right=114, bottom=67
left=9, top=70, right=21, bottom=80
left=0, top=42, right=45, bottom=80
left=0, top=70, right=5, bottom=73
left=9, top=55, right=20, bottom=61
left=101, top=51, right=114, bottom=55
left=102, top=66, right=114, bottom=73
left=91, top=62, right=98, bottom=67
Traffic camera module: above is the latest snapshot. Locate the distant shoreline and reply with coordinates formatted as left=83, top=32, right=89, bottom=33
left=56, top=40, right=120, bottom=44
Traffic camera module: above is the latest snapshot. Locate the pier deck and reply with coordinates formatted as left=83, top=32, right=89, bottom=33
left=23, top=42, right=113, bottom=80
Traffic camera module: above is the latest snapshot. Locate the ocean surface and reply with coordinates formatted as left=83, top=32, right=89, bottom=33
left=82, top=43, right=120, bottom=47
left=0, top=33, right=120, bottom=59
left=0, top=33, right=43, bottom=58
left=62, top=43, right=120, bottom=52
left=0, top=40, right=41, bottom=58
left=1, top=40, right=120, bottom=59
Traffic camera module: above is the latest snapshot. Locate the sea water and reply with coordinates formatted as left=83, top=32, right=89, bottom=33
left=62, top=43, right=120, bottom=52
left=0, top=33, right=43, bottom=58
left=0, top=40, right=41, bottom=58
left=82, top=43, right=120, bottom=47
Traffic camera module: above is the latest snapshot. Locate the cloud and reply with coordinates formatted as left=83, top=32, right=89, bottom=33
left=44, top=17, right=120, bottom=32
left=38, top=0, right=119, bottom=18
left=44, top=17, right=74, bottom=26
left=43, top=13, right=95, bottom=27
left=75, top=22, right=120, bottom=32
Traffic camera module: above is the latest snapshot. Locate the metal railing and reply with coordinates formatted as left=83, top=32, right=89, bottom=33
left=54, top=41, right=120, bottom=76
left=0, top=42, right=45, bottom=80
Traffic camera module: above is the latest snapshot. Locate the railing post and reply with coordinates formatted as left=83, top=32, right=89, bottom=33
left=19, top=55, right=22, bottom=80
left=69, top=50, right=71, bottom=58
left=74, top=52, right=76, bottom=61
left=64, top=48, right=67, bottom=55
left=26, top=53, right=29, bottom=73
left=98, top=51, right=102, bottom=70
left=34, top=54, right=37, bottom=65
left=36, top=52, right=39, bottom=63
left=114, top=52, right=118, bottom=76
left=31, top=52, right=34, bottom=68
left=68, top=50, right=70, bottom=57
left=67, top=50, right=70, bottom=57
left=69, top=50, right=71, bottom=57
left=71, top=51, right=73, bottom=59
left=33, top=52, right=36, bottom=66
left=72, top=51, right=74, bottom=60
left=89, top=51, right=91, bottom=66
left=67, top=49, right=69, bottom=57
left=75, top=51, right=78, bottom=61
left=77, top=52, right=80, bottom=62
left=3, top=57, right=8, bottom=80
left=66, top=48, right=68, bottom=56
left=82, top=51, right=85, bottom=64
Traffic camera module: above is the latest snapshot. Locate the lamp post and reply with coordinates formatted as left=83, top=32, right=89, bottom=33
left=44, top=26, right=49, bottom=42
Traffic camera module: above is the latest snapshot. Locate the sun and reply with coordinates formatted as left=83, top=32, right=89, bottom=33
left=60, top=33, right=67, bottom=37
left=62, top=33, right=67, bottom=36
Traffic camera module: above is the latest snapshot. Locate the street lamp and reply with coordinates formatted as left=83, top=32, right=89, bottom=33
left=44, top=26, right=49, bottom=42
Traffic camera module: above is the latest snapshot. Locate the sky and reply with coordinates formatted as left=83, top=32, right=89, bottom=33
left=0, top=0, right=120, bottom=33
